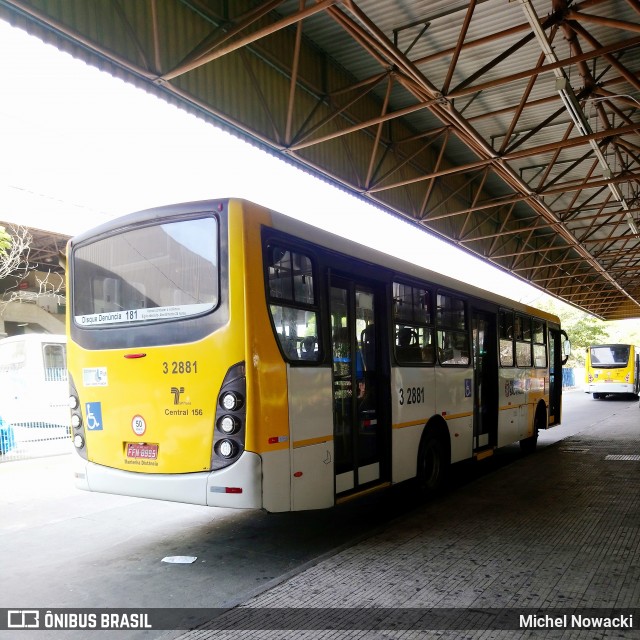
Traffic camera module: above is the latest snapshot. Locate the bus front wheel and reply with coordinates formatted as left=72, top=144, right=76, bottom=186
left=520, top=407, right=545, bottom=454
left=416, top=432, right=448, bottom=498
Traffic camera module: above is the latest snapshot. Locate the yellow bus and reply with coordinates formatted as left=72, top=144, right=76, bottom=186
left=67, top=199, right=570, bottom=512
left=585, top=344, right=640, bottom=399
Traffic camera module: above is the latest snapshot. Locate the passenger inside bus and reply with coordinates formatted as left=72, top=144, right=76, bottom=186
left=396, top=327, right=421, bottom=362
left=300, top=336, right=317, bottom=360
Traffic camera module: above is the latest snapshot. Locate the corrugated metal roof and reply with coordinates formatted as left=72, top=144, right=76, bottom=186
left=1, top=0, right=638, bottom=318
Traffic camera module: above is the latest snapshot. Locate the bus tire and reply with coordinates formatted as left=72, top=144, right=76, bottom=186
left=520, top=405, right=545, bottom=454
left=416, top=431, right=448, bottom=498
left=593, top=393, right=602, bottom=399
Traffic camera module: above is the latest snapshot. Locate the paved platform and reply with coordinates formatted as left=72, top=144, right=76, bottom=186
left=171, top=399, right=640, bottom=639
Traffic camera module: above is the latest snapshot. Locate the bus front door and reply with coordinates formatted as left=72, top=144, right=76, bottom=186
left=548, top=327, right=566, bottom=426
left=472, top=310, right=499, bottom=451
left=330, top=277, right=388, bottom=497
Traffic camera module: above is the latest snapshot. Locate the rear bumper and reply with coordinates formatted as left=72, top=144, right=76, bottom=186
left=73, top=451, right=262, bottom=509
left=586, top=383, right=635, bottom=395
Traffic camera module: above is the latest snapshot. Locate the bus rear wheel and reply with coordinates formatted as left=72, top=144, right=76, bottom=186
left=416, top=432, right=448, bottom=498
left=520, top=407, right=545, bottom=454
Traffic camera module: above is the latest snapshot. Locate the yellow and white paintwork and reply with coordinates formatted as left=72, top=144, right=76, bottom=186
left=69, top=198, right=561, bottom=512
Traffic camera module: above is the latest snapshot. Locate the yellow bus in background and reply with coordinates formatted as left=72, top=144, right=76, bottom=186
left=67, top=199, right=570, bottom=512
left=585, top=344, right=640, bottom=399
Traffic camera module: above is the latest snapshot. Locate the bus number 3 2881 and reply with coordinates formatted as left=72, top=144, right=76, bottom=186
left=162, top=361, right=198, bottom=374
left=399, top=386, right=425, bottom=406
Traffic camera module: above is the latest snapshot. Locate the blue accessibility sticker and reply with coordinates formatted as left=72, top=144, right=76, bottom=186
left=85, top=402, right=103, bottom=431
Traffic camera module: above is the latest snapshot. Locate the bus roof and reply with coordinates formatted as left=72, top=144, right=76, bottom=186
left=265, top=203, right=561, bottom=326
left=69, top=198, right=560, bottom=326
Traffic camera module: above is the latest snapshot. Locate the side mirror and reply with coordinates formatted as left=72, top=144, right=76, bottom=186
left=561, top=331, right=571, bottom=365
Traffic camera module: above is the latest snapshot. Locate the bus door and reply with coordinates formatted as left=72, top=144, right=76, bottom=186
left=548, top=327, right=568, bottom=425
left=330, top=277, right=388, bottom=496
left=632, top=346, right=640, bottom=396
left=472, top=309, right=499, bottom=451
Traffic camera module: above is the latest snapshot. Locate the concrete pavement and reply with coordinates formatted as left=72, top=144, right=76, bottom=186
left=173, top=395, right=640, bottom=638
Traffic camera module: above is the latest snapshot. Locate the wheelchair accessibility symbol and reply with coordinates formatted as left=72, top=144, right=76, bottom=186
left=85, top=402, right=103, bottom=431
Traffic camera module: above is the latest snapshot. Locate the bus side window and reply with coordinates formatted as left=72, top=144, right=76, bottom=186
left=436, top=291, right=469, bottom=366
left=515, top=314, right=532, bottom=367
left=266, top=243, right=320, bottom=363
left=438, top=330, right=470, bottom=365
left=499, top=309, right=514, bottom=367
left=392, top=281, right=434, bottom=365
left=533, top=320, right=547, bottom=367
left=269, top=305, right=319, bottom=362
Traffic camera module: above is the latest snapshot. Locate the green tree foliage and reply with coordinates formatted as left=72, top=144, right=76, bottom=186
left=531, top=295, right=637, bottom=367
left=562, top=314, right=608, bottom=367
left=0, top=226, right=11, bottom=255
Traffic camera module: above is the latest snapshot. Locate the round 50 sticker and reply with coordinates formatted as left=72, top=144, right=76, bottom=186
left=132, top=415, right=146, bottom=436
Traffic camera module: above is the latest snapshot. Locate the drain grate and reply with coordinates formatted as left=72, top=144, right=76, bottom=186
left=605, top=454, right=640, bottom=461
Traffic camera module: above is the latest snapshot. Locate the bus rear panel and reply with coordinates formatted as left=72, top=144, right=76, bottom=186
left=585, top=344, right=640, bottom=398
left=68, top=202, right=272, bottom=509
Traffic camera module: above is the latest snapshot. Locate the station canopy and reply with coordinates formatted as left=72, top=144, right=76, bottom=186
left=2, top=0, right=639, bottom=319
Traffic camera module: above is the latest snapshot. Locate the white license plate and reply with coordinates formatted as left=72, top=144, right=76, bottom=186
left=126, top=442, right=158, bottom=459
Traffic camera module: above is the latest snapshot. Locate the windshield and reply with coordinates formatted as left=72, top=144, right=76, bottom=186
left=73, top=217, right=218, bottom=327
left=589, top=345, right=630, bottom=368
